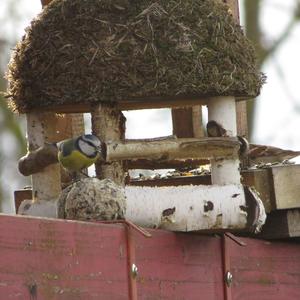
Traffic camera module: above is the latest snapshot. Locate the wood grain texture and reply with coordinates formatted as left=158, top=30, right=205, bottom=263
left=271, top=165, right=300, bottom=209
left=223, top=0, right=248, bottom=141
left=107, top=137, right=240, bottom=161
left=0, top=214, right=300, bottom=299
left=92, top=104, right=126, bottom=185
left=28, top=95, right=248, bottom=114
left=0, top=215, right=128, bottom=299
left=259, top=209, right=300, bottom=239
left=230, top=237, right=300, bottom=300
left=171, top=108, right=194, bottom=138
left=26, top=112, right=61, bottom=202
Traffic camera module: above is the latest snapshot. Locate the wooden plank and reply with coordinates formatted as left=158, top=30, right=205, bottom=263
left=1, top=215, right=300, bottom=299
left=127, top=158, right=208, bottom=170
left=230, top=237, right=300, bottom=299
left=0, top=214, right=224, bottom=300
left=171, top=108, right=194, bottom=138
left=271, top=164, right=300, bottom=209
left=136, top=232, right=224, bottom=300
left=14, top=190, right=32, bottom=211
left=29, top=97, right=208, bottom=113
left=28, top=96, right=248, bottom=114
left=0, top=215, right=129, bottom=299
left=259, top=209, right=300, bottom=239
left=242, top=169, right=272, bottom=213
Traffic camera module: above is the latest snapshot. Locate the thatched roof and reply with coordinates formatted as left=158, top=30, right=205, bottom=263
left=6, top=0, right=265, bottom=113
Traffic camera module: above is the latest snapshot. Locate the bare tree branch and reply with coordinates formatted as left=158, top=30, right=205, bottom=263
left=244, top=0, right=300, bottom=138
left=261, top=17, right=297, bottom=64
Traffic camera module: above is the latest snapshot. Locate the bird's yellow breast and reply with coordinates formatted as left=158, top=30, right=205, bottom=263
left=58, top=149, right=98, bottom=172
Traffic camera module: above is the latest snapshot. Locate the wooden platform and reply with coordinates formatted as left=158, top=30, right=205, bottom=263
left=0, top=214, right=300, bottom=299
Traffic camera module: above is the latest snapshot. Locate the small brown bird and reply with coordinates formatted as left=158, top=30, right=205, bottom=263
left=206, top=120, right=227, bottom=137
left=206, top=121, right=250, bottom=159
left=249, top=144, right=300, bottom=165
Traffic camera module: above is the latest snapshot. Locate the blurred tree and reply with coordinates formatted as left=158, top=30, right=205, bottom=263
left=0, top=37, right=27, bottom=210
left=244, top=0, right=300, bottom=137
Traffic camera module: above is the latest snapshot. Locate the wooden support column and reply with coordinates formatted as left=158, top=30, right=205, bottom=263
left=171, top=108, right=194, bottom=138
left=171, top=106, right=203, bottom=138
left=26, top=112, right=61, bottom=202
left=223, top=0, right=248, bottom=140
left=92, top=104, right=126, bottom=186
left=192, top=106, right=204, bottom=138
left=208, top=96, right=241, bottom=185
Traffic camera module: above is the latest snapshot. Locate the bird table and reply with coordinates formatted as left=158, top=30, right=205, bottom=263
left=8, top=0, right=267, bottom=233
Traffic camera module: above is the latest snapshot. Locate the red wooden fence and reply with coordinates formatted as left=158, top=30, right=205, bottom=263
left=0, top=214, right=299, bottom=299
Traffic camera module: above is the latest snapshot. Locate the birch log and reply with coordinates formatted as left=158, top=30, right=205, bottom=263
left=207, top=96, right=241, bottom=185
left=106, top=137, right=239, bottom=161
left=92, top=104, right=126, bottom=185
left=18, top=137, right=239, bottom=176
left=125, top=184, right=266, bottom=233
left=26, top=112, right=61, bottom=202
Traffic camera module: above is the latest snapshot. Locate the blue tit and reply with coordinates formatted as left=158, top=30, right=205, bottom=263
left=57, top=134, right=103, bottom=172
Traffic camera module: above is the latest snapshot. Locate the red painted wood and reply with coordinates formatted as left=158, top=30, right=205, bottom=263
left=229, top=238, right=300, bottom=300
left=0, top=215, right=129, bottom=299
left=0, top=214, right=300, bottom=299
left=135, top=231, right=223, bottom=300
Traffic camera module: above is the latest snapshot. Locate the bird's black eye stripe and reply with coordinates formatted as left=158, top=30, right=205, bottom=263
left=86, top=140, right=101, bottom=149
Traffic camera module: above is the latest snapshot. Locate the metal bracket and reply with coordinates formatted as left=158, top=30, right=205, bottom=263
left=95, top=219, right=151, bottom=238
left=224, top=232, right=247, bottom=247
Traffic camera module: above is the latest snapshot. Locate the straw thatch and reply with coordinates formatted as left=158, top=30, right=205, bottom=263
left=6, top=0, right=265, bottom=113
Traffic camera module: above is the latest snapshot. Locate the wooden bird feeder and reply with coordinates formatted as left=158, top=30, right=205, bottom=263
left=6, top=0, right=267, bottom=233
left=2, top=1, right=300, bottom=299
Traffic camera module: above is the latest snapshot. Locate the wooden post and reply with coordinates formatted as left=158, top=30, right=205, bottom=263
left=192, top=106, right=204, bottom=138
left=171, top=108, right=194, bottom=138
left=208, top=96, right=241, bottom=185
left=26, top=112, right=61, bottom=202
left=91, top=104, right=126, bottom=186
left=223, top=0, right=248, bottom=140
left=171, top=107, right=203, bottom=138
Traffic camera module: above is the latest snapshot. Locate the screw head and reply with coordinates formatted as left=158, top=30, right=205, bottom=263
left=131, top=263, right=138, bottom=279
left=225, top=271, right=233, bottom=287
